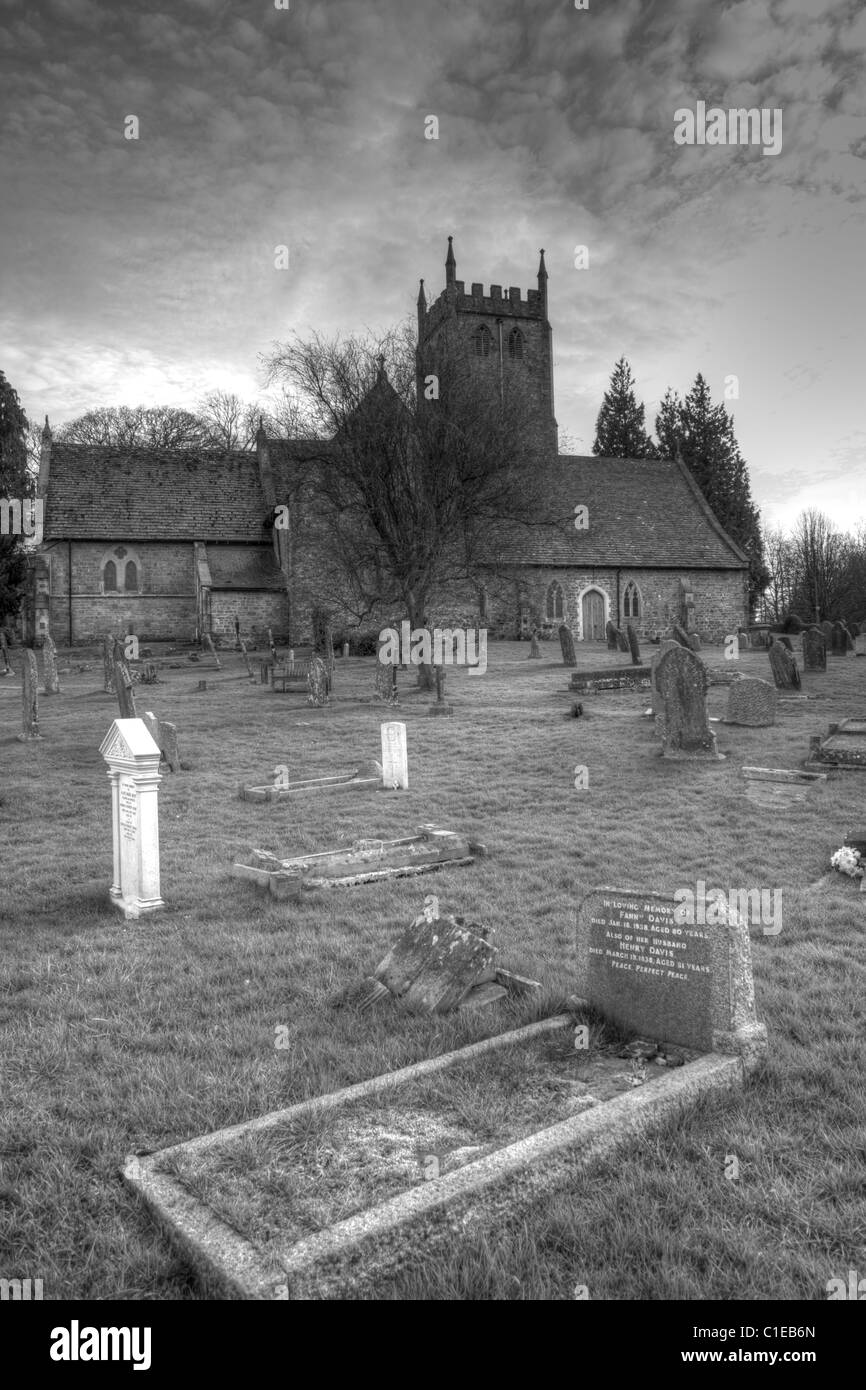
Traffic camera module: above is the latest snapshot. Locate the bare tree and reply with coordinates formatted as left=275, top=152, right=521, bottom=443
left=262, top=321, right=561, bottom=686
left=56, top=405, right=209, bottom=450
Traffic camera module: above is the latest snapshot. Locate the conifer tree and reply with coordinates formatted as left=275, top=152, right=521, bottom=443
left=592, top=357, right=656, bottom=458
left=655, top=373, right=768, bottom=610
left=0, top=371, right=29, bottom=627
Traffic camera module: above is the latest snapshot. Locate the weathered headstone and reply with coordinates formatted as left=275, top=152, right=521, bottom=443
left=771, top=633, right=792, bottom=651
left=99, top=718, right=164, bottom=919
left=626, top=622, right=641, bottom=666
left=204, top=634, right=221, bottom=669
left=737, top=628, right=750, bottom=652
left=307, top=656, right=329, bottom=707
left=650, top=639, right=681, bottom=737
left=655, top=644, right=721, bottom=759
left=616, top=628, right=630, bottom=654
left=839, top=622, right=855, bottom=653
left=428, top=665, right=453, bottom=716
left=381, top=721, right=409, bottom=790
left=672, top=623, right=692, bottom=649
left=18, top=649, right=41, bottom=740
left=342, top=642, right=350, bottom=660
left=689, top=632, right=702, bottom=652
left=143, top=711, right=181, bottom=774
left=724, top=677, right=777, bottom=727
left=855, top=634, right=866, bottom=657
left=819, top=620, right=833, bottom=643
left=528, top=630, right=541, bottom=659
left=113, top=659, right=137, bottom=718
left=767, top=642, right=801, bottom=690
left=239, top=637, right=255, bottom=679
left=0, top=629, right=12, bottom=673
left=576, top=888, right=767, bottom=1063
left=558, top=623, right=577, bottom=667
left=42, top=634, right=61, bottom=695
left=605, top=620, right=618, bottom=651
left=103, top=634, right=116, bottom=693
left=802, top=627, right=826, bottom=671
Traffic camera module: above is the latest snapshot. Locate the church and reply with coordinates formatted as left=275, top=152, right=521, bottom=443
left=29, top=238, right=749, bottom=647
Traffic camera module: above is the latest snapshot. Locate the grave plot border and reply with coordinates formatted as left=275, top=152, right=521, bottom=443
left=122, top=1015, right=750, bottom=1301
left=569, top=664, right=652, bottom=693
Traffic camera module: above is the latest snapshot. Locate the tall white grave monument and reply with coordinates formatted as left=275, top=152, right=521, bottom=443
left=99, top=718, right=165, bottom=919
left=380, top=721, right=409, bottom=790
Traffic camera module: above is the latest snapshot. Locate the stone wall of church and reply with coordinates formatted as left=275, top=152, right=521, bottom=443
left=44, top=541, right=197, bottom=644
left=210, top=591, right=290, bottom=645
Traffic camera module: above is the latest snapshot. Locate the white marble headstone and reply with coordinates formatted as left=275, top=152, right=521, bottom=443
left=380, top=721, right=409, bottom=790
left=99, top=718, right=165, bottom=919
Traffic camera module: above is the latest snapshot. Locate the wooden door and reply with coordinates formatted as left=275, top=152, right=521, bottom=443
left=582, top=590, right=604, bottom=641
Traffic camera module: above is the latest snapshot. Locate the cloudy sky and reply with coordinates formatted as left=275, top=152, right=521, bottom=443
left=1, top=0, right=864, bottom=532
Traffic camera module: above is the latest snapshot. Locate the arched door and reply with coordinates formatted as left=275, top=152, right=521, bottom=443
left=582, top=589, right=605, bottom=640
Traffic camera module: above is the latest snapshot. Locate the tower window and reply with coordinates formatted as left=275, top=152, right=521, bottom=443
left=508, top=328, right=524, bottom=360
left=472, top=325, right=492, bottom=357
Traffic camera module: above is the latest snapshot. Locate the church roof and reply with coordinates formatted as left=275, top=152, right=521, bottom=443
left=503, top=455, right=749, bottom=569
left=42, top=444, right=270, bottom=541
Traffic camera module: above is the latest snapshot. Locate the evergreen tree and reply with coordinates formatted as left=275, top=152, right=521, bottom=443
left=655, top=373, right=769, bottom=611
left=0, top=370, right=29, bottom=628
left=592, top=357, right=656, bottom=458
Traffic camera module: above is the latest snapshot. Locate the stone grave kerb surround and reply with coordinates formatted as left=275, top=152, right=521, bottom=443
left=575, top=888, right=767, bottom=1070
left=99, top=718, right=165, bottom=919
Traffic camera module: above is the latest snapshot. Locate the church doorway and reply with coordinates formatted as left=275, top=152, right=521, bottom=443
left=581, top=588, right=605, bottom=640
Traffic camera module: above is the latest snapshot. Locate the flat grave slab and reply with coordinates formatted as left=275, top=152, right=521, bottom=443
left=123, top=1015, right=749, bottom=1300
left=569, top=664, right=651, bottom=694
left=238, top=764, right=380, bottom=802
left=806, top=719, right=866, bottom=771
left=231, top=825, right=486, bottom=895
left=741, top=765, right=828, bottom=807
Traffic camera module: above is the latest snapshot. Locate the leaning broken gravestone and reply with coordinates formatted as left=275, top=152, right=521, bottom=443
left=626, top=622, right=641, bottom=666
left=654, top=643, right=722, bottom=759
left=143, top=711, right=181, bottom=774
left=99, top=718, right=164, bottom=919
left=768, top=641, right=801, bottom=690
left=724, top=676, right=777, bottom=727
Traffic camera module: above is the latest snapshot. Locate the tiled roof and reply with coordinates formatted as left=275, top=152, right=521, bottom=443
left=43, top=445, right=271, bottom=541
left=206, top=546, right=286, bottom=590
left=497, top=455, right=748, bottom=569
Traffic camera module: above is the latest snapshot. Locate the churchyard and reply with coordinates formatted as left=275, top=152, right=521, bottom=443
left=0, top=636, right=864, bottom=1299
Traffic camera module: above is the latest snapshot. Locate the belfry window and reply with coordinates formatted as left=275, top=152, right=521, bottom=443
left=508, top=329, right=524, bottom=360
left=472, top=325, right=493, bottom=357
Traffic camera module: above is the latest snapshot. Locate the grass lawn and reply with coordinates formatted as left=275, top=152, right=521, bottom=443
left=0, top=639, right=864, bottom=1300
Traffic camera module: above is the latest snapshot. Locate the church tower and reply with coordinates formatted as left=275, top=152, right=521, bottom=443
left=416, top=236, right=558, bottom=454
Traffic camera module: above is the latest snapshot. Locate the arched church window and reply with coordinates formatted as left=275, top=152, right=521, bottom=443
left=623, top=581, right=641, bottom=619
left=509, top=328, right=524, bottom=360
left=125, top=561, right=138, bottom=592
left=472, top=325, right=492, bottom=358
left=546, top=580, right=564, bottom=622
left=104, top=561, right=117, bottom=592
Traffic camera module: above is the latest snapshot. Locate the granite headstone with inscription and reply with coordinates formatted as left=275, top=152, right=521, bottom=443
left=655, top=644, right=721, bottom=759
left=576, top=888, right=767, bottom=1064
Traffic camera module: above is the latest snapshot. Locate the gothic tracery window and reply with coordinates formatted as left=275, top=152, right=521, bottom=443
left=472, top=325, right=492, bottom=357
left=623, top=581, right=641, bottom=619
left=509, top=328, right=524, bottom=360
left=546, top=580, right=564, bottom=622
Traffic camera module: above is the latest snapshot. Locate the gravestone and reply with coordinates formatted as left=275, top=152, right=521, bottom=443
left=528, top=630, right=541, bottom=659
left=558, top=624, right=577, bottom=667
left=802, top=627, right=826, bottom=671
left=113, top=660, right=137, bottom=718
left=616, top=628, right=630, bottom=654
left=307, top=656, right=329, bottom=707
left=840, top=622, right=855, bottom=653
left=650, top=640, right=680, bottom=736
left=605, top=620, right=618, bottom=652
left=18, top=650, right=41, bottom=741
left=99, top=718, right=164, bottom=919
left=239, top=637, right=255, bottom=680
left=576, top=888, right=766, bottom=1063
left=849, top=621, right=860, bottom=637
left=342, top=642, right=349, bottom=660
left=855, top=635, right=866, bottom=657
left=724, top=677, right=777, bottom=727
left=204, top=634, right=221, bottom=669
left=655, top=644, right=721, bottom=759
left=767, top=642, right=801, bottom=690
left=380, top=721, right=409, bottom=790
left=0, top=629, right=12, bottom=673
left=42, top=634, right=61, bottom=695
left=772, top=634, right=793, bottom=652
left=143, top=711, right=181, bottom=774
left=428, top=665, right=453, bottom=716
left=626, top=622, right=641, bottom=666
left=689, top=632, right=702, bottom=652
left=103, top=634, right=116, bottom=693
left=737, top=628, right=750, bottom=652
left=819, top=620, right=833, bottom=643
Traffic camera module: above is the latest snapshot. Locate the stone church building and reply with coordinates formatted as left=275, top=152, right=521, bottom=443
left=30, top=238, right=748, bottom=647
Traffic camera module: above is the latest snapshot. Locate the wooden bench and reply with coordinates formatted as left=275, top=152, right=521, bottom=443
left=271, top=646, right=315, bottom=692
